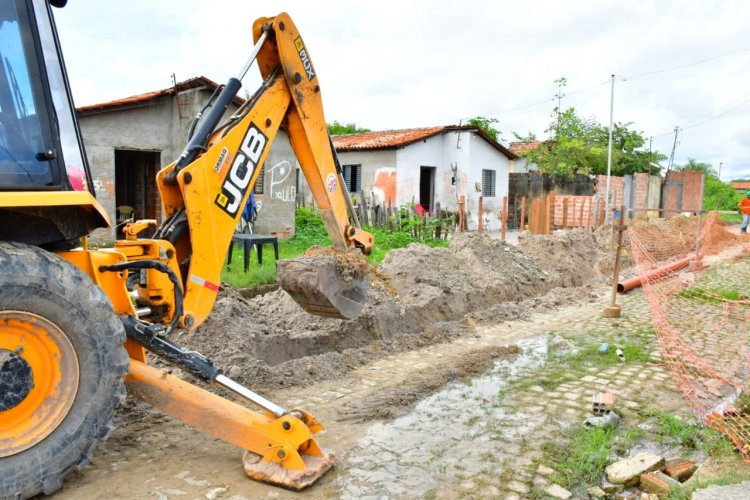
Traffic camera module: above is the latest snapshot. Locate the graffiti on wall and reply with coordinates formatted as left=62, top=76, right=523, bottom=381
left=268, top=160, right=296, bottom=203
left=372, top=167, right=396, bottom=206
left=92, top=177, right=114, bottom=197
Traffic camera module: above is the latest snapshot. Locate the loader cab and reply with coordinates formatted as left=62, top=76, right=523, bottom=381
left=0, top=0, right=107, bottom=246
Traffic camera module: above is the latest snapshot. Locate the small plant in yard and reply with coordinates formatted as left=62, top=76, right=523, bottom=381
left=542, top=426, right=616, bottom=489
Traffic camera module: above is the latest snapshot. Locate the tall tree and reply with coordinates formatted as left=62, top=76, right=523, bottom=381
left=516, top=106, right=665, bottom=176
left=327, top=121, right=371, bottom=135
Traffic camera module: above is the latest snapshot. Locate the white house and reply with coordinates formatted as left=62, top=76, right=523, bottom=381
left=297, top=125, right=516, bottom=231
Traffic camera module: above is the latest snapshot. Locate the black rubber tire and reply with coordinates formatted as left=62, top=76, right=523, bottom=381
left=0, top=242, right=129, bottom=499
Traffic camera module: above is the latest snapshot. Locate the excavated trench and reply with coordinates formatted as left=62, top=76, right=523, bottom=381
left=176, top=230, right=619, bottom=390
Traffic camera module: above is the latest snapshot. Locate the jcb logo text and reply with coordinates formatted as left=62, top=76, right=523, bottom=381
left=215, top=123, right=267, bottom=217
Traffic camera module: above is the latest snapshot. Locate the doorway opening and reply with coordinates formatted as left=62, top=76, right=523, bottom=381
left=419, top=166, right=436, bottom=212
left=114, top=149, right=161, bottom=235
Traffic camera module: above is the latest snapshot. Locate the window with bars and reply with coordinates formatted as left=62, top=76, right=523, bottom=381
left=253, top=164, right=264, bottom=194
left=343, top=164, right=362, bottom=194
left=481, top=169, right=496, bottom=197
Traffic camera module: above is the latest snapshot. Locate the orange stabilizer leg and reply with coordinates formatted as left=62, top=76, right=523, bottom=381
left=124, top=360, right=333, bottom=488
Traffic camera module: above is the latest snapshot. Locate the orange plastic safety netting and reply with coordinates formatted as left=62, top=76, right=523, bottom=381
left=628, top=211, right=750, bottom=459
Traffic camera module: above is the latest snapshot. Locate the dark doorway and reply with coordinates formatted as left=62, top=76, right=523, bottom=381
left=114, top=149, right=161, bottom=234
left=419, top=166, right=436, bottom=212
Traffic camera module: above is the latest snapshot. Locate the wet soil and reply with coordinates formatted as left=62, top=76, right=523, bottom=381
left=52, top=230, right=631, bottom=499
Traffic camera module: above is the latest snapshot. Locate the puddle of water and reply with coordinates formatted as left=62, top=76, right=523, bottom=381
left=337, top=337, right=550, bottom=498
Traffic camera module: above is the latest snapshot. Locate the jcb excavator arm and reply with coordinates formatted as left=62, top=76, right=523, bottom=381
left=145, top=12, right=373, bottom=328
left=97, top=12, right=373, bottom=490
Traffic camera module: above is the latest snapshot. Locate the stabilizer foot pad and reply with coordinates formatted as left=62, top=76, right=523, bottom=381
left=242, top=450, right=336, bottom=491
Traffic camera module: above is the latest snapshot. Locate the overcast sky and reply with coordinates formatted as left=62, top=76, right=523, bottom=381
left=54, top=1, right=750, bottom=180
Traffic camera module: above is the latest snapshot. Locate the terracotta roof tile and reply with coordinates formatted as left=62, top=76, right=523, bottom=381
left=332, top=127, right=445, bottom=151
left=76, top=76, right=244, bottom=114
left=508, top=140, right=543, bottom=156
left=333, top=125, right=516, bottom=158
left=731, top=181, right=750, bottom=190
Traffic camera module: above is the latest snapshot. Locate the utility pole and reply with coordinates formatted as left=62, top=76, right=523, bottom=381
left=648, top=136, right=653, bottom=176
left=605, top=74, right=615, bottom=221
left=719, top=162, right=723, bottom=179
left=667, top=126, right=680, bottom=172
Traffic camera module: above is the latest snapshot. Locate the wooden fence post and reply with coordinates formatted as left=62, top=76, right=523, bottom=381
left=562, top=197, right=569, bottom=228
left=546, top=193, right=554, bottom=235
left=501, top=195, right=508, bottom=241
left=478, top=196, right=484, bottom=234
left=459, top=195, right=466, bottom=232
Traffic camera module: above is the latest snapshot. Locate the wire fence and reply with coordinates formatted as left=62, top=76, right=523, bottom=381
left=629, top=212, right=750, bottom=460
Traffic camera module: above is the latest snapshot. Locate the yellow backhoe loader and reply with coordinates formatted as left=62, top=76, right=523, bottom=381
left=0, top=1, right=373, bottom=497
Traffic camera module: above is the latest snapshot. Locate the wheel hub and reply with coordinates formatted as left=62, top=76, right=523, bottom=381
left=0, top=311, right=79, bottom=458
left=0, top=349, right=33, bottom=411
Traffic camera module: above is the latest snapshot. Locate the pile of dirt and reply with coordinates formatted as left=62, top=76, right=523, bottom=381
left=628, top=214, right=743, bottom=259
left=301, top=246, right=369, bottom=281
left=379, top=234, right=551, bottom=319
left=176, top=232, right=612, bottom=391
left=517, top=228, right=614, bottom=286
left=702, top=219, right=745, bottom=255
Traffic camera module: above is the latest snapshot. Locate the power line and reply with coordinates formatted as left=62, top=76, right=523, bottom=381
left=651, top=96, right=750, bottom=138
left=461, top=79, right=610, bottom=119
left=464, top=48, right=750, bottom=121
left=680, top=97, right=750, bottom=131
left=622, top=47, right=750, bottom=81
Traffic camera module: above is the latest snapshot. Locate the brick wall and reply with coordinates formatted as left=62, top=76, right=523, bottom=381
left=552, top=195, right=599, bottom=227
left=633, top=173, right=649, bottom=210
left=595, top=175, right=625, bottom=209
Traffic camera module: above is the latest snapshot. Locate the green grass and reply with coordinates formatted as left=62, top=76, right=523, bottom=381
left=505, top=330, right=659, bottom=393
left=221, top=207, right=448, bottom=288
left=643, top=409, right=737, bottom=457
left=543, top=426, right=617, bottom=489
left=676, top=287, right=747, bottom=303
left=719, top=213, right=742, bottom=225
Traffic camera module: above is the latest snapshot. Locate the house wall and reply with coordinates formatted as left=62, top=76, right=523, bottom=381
left=297, top=130, right=511, bottom=231
left=79, top=99, right=175, bottom=242
left=78, top=87, right=297, bottom=242
left=297, top=149, right=398, bottom=208
left=509, top=157, right=538, bottom=173
left=253, top=132, right=297, bottom=236
left=397, top=134, right=452, bottom=208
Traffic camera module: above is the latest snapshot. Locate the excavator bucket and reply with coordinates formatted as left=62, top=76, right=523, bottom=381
left=277, top=249, right=369, bottom=320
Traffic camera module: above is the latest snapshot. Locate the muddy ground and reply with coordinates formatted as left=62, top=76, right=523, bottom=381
left=51, top=223, right=739, bottom=499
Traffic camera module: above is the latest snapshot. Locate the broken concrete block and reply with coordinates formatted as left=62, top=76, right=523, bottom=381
left=693, top=480, right=750, bottom=499
left=606, top=452, right=665, bottom=486
left=640, top=470, right=681, bottom=496
left=588, top=486, right=607, bottom=498
left=544, top=483, right=572, bottom=499
left=584, top=411, right=620, bottom=428
left=614, top=490, right=639, bottom=500
left=664, top=460, right=697, bottom=482
left=592, top=392, right=616, bottom=415
left=601, top=478, right=624, bottom=494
